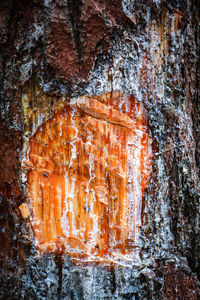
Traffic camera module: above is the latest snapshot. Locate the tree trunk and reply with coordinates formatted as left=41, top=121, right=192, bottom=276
left=0, top=0, right=199, bottom=299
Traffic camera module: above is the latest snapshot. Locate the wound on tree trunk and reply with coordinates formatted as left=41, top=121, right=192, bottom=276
left=1, top=0, right=199, bottom=298
left=21, top=90, right=152, bottom=262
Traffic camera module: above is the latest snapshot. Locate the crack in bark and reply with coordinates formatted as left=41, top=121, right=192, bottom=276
left=67, top=0, right=83, bottom=66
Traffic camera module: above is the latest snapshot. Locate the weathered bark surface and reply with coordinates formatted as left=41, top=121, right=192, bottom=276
left=0, top=0, right=200, bottom=299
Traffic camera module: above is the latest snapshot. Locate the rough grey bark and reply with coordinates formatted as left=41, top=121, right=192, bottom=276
left=0, top=0, right=199, bottom=299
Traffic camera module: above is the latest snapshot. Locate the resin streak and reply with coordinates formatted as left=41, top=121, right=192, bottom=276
left=27, top=93, right=152, bottom=260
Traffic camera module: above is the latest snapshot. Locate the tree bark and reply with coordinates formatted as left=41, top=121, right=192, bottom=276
left=0, top=0, right=199, bottom=299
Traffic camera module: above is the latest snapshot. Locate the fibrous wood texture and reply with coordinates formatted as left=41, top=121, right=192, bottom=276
left=23, top=91, right=151, bottom=260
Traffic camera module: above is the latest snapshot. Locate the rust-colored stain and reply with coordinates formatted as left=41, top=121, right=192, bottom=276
left=48, top=0, right=126, bottom=80
left=26, top=92, right=152, bottom=261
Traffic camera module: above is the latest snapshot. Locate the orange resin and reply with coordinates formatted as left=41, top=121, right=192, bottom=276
left=27, top=92, right=152, bottom=261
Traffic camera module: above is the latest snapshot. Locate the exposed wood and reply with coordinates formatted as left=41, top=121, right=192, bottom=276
left=26, top=92, right=152, bottom=260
